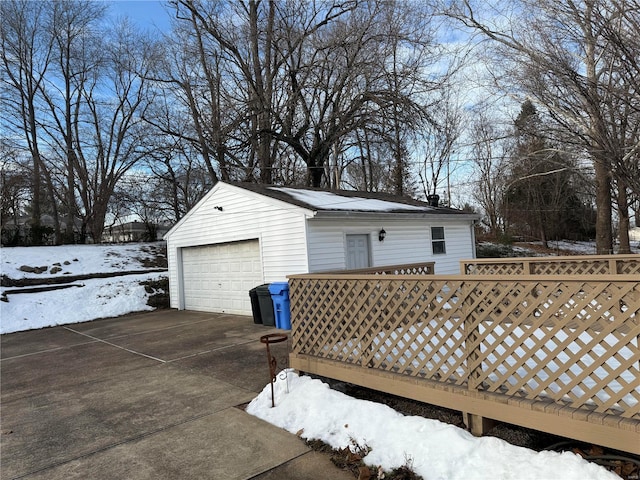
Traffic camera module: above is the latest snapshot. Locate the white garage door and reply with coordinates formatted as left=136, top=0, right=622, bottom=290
left=181, top=239, right=263, bottom=315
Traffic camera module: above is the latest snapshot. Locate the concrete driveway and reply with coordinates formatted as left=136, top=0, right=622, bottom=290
left=0, top=310, right=353, bottom=480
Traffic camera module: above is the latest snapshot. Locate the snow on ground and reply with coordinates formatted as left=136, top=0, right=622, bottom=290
left=247, top=371, right=618, bottom=480
left=1, top=243, right=166, bottom=334
left=1, top=273, right=165, bottom=334
left=529, top=240, right=640, bottom=255
left=532, top=240, right=599, bottom=254
left=1, top=243, right=162, bottom=279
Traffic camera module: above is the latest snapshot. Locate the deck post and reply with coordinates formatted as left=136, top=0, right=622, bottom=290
left=463, top=412, right=496, bottom=436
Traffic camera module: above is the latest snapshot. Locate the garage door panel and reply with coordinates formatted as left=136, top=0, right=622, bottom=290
left=181, top=240, right=262, bottom=315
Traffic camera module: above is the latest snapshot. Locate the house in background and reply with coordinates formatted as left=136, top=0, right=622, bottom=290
left=164, top=182, right=480, bottom=316
left=102, top=221, right=171, bottom=243
left=1, top=214, right=82, bottom=245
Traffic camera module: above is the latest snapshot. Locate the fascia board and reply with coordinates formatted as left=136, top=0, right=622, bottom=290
left=311, top=211, right=481, bottom=222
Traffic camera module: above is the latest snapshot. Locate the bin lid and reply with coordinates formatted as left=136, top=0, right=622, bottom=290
left=255, top=284, right=271, bottom=294
left=268, top=282, right=289, bottom=294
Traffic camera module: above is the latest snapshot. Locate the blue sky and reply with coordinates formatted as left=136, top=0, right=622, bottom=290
left=106, top=0, right=171, bottom=32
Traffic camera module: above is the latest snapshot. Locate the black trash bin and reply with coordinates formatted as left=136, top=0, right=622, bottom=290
left=256, top=284, right=275, bottom=326
left=249, top=286, right=262, bottom=324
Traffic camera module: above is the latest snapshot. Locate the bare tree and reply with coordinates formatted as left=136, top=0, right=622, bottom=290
left=381, top=1, right=444, bottom=196
left=2, top=1, right=157, bottom=244
left=164, top=0, right=452, bottom=190
left=416, top=92, right=463, bottom=203
left=469, top=107, right=510, bottom=238
left=446, top=0, right=639, bottom=253
left=344, top=131, right=396, bottom=192
left=61, top=20, right=157, bottom=242
left=1, top=0, right=54, bottom=244
left=169, top=0, right=290, bottom=184
left=110, top=172, right=174, bottom=241
left=0, top=142, right=31, bottom=244
left=593, top=0, right=640, bottom=203
left=270, top=0, right=442, bottom=188
left=41, top=0, right=107, bottom=243
left=143, top=137, right=215, bottom=223
left=148, top=6, right=250, bottom=184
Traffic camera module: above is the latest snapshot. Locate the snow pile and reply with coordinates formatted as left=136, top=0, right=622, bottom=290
left=247, top=371, right=618, bottom=480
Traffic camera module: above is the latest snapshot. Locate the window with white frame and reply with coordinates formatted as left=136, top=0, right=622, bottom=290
left=431, top=226, right=446, bottom=254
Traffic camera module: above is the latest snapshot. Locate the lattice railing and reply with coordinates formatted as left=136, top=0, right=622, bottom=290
left=288, top=273, right=640, bottom=453
left=326, top=262, right=435, bottom=275
left=461, top=254, right=640, bottom=276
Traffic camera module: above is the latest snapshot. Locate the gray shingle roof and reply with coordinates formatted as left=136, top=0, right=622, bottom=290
left=230, top=182, right=473, bottom=216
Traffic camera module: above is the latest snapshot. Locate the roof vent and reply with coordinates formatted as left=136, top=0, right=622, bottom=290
left=427, top=194, right=440, bottom=207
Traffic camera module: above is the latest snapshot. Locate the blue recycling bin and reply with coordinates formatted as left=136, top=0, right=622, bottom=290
left=268, top=282, right=291, bottom=330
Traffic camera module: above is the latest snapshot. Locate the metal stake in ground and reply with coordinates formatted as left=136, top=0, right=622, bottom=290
left=260, top=333, right=288, bottom=407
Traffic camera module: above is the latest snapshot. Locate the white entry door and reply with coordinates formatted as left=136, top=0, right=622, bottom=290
left=346, top=234, right=370, bottom=270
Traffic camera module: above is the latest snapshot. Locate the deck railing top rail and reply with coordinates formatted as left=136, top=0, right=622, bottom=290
left=289, top=272, right=640, bottom=282
left=461, top=254, right=640, bottom=276
left=321, top=261, right=435, bottom=276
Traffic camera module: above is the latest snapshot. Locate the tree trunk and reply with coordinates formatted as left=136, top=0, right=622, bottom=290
left=308, top=162, right=324, bottom=188
left=64, top=46, right=76, bottom=244
left=89, top=198, right=109, bottom=244
left=393, top=104, right=403, bottom=196
left=30, top=155, right=43, bottom=245
left=28, top=101, right=43, bottom=246
left=594, top=154, right=613, bottom=254
left=249, top=0, right=274, bottom=185
left=617, top=180, right=631, bottom=254
left=583, top=2, right=613, bottom=255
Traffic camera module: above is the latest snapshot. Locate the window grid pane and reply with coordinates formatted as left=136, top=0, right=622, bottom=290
left=431, top=227, right=446, bottom=254
left=432, top=227, right=445, bottom=240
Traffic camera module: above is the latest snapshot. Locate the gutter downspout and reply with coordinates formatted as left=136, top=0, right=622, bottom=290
left=470, top=220, right=478, bottom=259
left=303, top=210, right=318, bottom=273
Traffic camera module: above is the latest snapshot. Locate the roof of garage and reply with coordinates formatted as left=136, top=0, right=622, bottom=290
left=165, top=182, right=480, bottom=240
left=231, top=183, right=475, bottom=216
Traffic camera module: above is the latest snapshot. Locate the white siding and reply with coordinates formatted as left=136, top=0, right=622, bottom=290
left=305, top=221, right=348, bottom=271
left=428, top=222, right=476, bottom=274
left=165, top=183, right=310, bottom=310
left=307, top=217, right=475, bottom=274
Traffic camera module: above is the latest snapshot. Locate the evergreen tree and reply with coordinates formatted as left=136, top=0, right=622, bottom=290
left=503, top=101, right=594, bottom=244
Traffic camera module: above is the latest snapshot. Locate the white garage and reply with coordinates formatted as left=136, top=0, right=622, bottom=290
left=164, top=182, right=479, bottom=316
left=180, top=240, right=262, bottom=314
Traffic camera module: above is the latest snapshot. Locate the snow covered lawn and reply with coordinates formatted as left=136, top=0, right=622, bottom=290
left=1, top=243, right=164, bottom=279
left=1, top=243, right=167, bottom=334
left=1, top=273, right=165, bottom=334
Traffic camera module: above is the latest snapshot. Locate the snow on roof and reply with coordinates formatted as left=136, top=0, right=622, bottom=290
left=228, top=182, right=478, bottom=217
left=269, top=187, right=433, bottom=212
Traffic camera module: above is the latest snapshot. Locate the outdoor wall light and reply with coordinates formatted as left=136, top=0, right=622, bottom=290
left=378, top=228, right=386, bottom=242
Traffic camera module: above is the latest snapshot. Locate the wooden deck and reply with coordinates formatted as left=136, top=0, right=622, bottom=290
left=288, top=257, right=640, bottom=454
